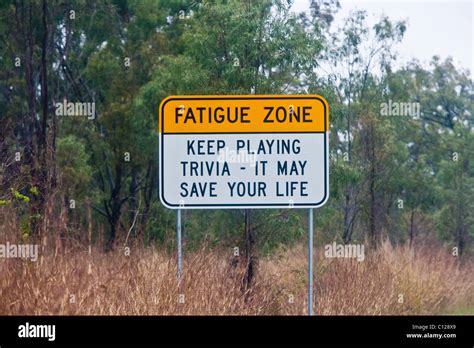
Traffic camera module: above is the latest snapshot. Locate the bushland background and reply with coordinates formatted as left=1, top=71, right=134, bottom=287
left=0, top=0, right=473, bottom=315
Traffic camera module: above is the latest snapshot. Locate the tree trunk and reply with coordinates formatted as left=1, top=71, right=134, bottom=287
left=409, top=210, right=415, bottom=248
left=342, top=188, right=355, bottom=243
left=243, top=208, right=257, bottom=289
left=128, top=167, right=138, bottom=240
left=105, top=159, right=124, bottom=251
left=342, top=110, right=356, bottom=243
left=369, top=163, right=376, bottom=247
left=368, top=121, right=378, bottom=248
left=106, top=208, right=120, bottom=251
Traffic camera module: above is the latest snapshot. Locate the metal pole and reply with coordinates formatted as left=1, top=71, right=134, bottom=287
left=308, top=208, right=314, bottom=316
left=177, top=209, right=182, bottom=284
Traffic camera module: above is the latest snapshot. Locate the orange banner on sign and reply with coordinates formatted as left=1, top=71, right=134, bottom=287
left=158, top=95, right=329, bottom=133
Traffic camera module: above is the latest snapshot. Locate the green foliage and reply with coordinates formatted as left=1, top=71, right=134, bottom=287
left=57, top=135, right=93, bottom=198
left=12, top=190, right=30, bottom=203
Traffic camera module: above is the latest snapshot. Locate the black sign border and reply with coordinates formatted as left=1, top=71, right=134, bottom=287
left=158, top=95, right=328, bottom=209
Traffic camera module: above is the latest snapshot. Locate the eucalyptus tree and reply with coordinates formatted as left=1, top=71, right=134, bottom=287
left=309, top=10, right=406, bottom=245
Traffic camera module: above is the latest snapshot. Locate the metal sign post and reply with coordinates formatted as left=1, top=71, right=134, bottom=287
left=308, top=208, right=314, bottom=316
left=176, top=209, right=183, bottom=284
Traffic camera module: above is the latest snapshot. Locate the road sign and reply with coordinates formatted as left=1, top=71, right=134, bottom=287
left=158, top=95, right=329, bottom=209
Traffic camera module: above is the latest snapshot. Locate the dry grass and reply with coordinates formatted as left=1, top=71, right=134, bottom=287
left=263, top=241, right=474, bottom=315
left=0, top=245, right=278, bottom=315
left=1, top=238, right=473, bottom=315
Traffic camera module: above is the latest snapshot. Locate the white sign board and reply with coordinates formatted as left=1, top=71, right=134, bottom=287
left=158, top=95, right=329, bottom=209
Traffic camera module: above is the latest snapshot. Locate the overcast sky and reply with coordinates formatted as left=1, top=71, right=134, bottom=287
left=293, top=0, right=473, bottom=74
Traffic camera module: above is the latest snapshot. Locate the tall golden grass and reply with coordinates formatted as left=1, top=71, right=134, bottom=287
left=1, top=239, right=473, bottom=315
